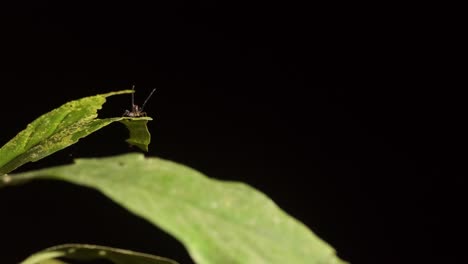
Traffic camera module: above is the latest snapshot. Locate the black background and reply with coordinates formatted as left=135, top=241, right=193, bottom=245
left=0, top=1, right=451, bottom=264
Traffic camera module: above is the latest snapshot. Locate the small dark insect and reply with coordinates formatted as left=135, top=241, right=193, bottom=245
left=123, top=85, right=156, bottom=117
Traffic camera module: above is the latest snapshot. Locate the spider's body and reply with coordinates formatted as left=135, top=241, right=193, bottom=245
left=123, top=86, right=156, bottom=117
left=123, top=105, right=147, bottom=117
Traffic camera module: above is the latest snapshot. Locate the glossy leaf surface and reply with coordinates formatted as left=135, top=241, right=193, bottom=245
left=6, top=154, right=348, bottom=264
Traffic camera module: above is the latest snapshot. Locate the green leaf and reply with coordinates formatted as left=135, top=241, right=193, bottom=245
left=36, top=260, right=68, bottom=264
left=0, top=90, right=152, bottom=175
left=120, top=119, right=152, bottom=152
left=20, top=244, right=179, bottom=264
left=5, top=154, right=348, bottom=264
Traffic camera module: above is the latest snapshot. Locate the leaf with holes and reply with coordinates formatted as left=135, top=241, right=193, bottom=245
left=20, top=244, right=179, bottom=264
left=5, top=153, right=349, bottom=264
left=0, top=90, right=152, bottom=175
